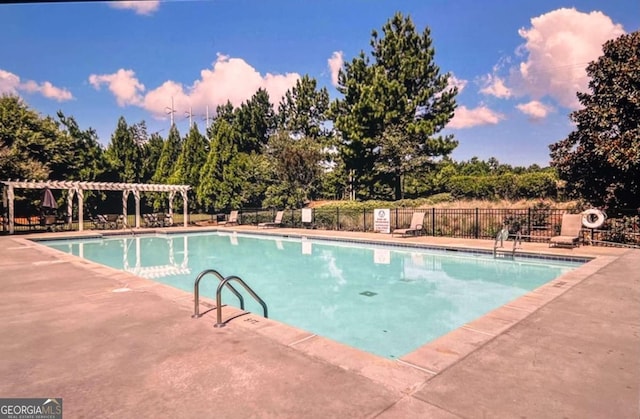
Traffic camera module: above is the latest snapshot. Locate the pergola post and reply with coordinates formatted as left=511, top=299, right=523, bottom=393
left=67, top=189, right=76, bottom=228
left=7, top=185, right=14, bottom=234
left=2, top=187, right=6, bottom=233
left=181, top=190, right=188, bottom=227
left=122, top=190, right=130, bottom=227
left=77, top=189, right=84, bottom=232
left=168, top=191, right=175, bottom=223
left=133, top=190, right=140, bottom=228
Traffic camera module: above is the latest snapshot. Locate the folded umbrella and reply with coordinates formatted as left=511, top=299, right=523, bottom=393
left=41, top=188, right=58, bottom=210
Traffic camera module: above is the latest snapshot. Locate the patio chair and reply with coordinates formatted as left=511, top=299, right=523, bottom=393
left=258, top=211, right=284, bottom=228
left=549, top=213, right=583, bottom=248
left=89, top=215, right=105, bottom=230
left=99, top=214, right=120, bottom=229
left=14, top=216, right=40, bottom=230
left=143, top=214, right=156, bottom=228
left=392, top=212, right=425, bottom=237
left=218, top=210, right=239, bottom=226
left=40, top=215, right=66, bottom=232
left=92, top=214, right=111, bottom=229
left=110, top=214, right=125, bottom=229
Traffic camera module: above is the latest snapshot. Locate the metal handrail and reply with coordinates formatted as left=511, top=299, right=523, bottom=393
left=192, top=269, right=245, bottom=318
left=214, top=275, right=268, bottom=328
left=494, top=230, right=522, bottom=257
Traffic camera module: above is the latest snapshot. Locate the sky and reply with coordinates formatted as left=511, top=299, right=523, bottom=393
left=1, top=0, right=638, bottom=167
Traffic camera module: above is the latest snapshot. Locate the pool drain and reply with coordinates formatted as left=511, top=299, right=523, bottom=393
left=359, top=291, right=377, bottom=297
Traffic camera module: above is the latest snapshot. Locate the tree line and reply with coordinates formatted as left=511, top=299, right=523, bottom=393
left=1, top=14, right=637, bottom=214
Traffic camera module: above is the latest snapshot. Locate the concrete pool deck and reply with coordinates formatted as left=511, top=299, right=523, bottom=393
left=1, top=227, right=638, bottom=418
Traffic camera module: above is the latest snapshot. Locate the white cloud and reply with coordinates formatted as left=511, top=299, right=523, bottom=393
left=109, top=0, right=160, bottom=15
left=89, top=69, right=145, bottom=107
left=0, top=68, right=73, bottom=102
left=32, top=81, right=73, bottom=101
left=89, top=54, right=300, bottom=118
left=328, top=51, right=344, bottom=87
left=447, top=73, right=467, bottom=93
left=449, top=105, right=504, bottom=129
left=512, top=8, right=625, bottom=108
left=0, top=69, right=21, bottom=95
left=516, top=100, right=554, bottom=119
left=479, top=74, right=511, bottom=98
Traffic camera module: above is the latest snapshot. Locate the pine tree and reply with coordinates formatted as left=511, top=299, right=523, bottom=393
left=169, top=123, right=208, bottom=210
left=331, top=12, right=458, bottom=200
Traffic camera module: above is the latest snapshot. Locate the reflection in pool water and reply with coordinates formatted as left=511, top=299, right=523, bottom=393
left=43, top=232, right=581, bottom=359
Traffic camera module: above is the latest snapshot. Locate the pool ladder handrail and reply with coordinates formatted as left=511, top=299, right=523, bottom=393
left=192, top=269, right=245, bottom=318
left=493, top=230, right=522, bottom=257
left=214, top=275, right=268, bottom=328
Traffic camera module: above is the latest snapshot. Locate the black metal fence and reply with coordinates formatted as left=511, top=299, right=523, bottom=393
left=236, top=207, right=640, bottom=247
left=3, top=206, right=638, bottom=248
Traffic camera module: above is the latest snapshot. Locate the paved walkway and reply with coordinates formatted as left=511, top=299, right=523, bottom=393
left=0, top=228, right=638, bottom=418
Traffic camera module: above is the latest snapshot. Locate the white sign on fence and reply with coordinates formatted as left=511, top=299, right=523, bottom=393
left=374, top=208, right=391, bottom=234
left=301, top=208, right=313, bottom=224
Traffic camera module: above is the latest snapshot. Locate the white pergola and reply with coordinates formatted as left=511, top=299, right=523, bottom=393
left=1, top=180, right=191, bottom=234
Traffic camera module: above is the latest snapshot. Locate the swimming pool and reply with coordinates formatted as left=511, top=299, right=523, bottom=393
left=41, top=232, right=582, bottom=359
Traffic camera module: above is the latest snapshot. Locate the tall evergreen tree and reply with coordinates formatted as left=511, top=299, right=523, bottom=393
left=277, top=75, right=330, bottom=141
left=198, top=119, right=244, bottom=211
left=331, top=13, right=458, bottom=200
left=237, top=152, right=270, bottom=208
left=152, top=124, right=182, bottom=184
left=105, top=116, right=143, bottom=183
left=234, top=88, right=276, bottom=153
left=140, top=132, right=165, bottom=183
left=169, top=123, right=208, bottom=210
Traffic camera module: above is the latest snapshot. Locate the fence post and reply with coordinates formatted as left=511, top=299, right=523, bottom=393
left=475, top=208, right=479, bottom=239
left=363, top=208, right=366, bottom=231
left=432, top=208, right=436, bottom=236
left=527, top=208, right=531, bottom=241
left=395, top=208, right=398, bottom=230
left=336, top=207, right=340, bottom=231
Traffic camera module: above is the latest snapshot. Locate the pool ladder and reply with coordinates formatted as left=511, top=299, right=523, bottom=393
left=192, top=269, right=268, bottom=328
left=493, top=229, right=522, bottom=258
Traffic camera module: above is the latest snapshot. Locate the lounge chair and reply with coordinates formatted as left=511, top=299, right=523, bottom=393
left=40, top=215, right=66, bottom=232
left=14, top=216, right=40, bottom=230
left=258, top=211, right=284, bottom=228
left=549, top=213, right=583, bottom=248
left=90, top=215, right=106, bottom=230
left=143, top=214, right=158, bottom=228
left=392, top=212, right=425, bottom=237
left=218, top=210, right=238, bottom=226
left=97, top=214, right=119, bottom=229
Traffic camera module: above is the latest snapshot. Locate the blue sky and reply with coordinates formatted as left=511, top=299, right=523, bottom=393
left=1, top=0, right=638, bottom=166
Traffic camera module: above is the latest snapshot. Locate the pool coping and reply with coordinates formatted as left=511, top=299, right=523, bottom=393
left=24, top=227, right=618, bottom=394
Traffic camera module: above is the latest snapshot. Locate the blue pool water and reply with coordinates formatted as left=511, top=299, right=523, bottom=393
left=41, top=232, right=582, bottom=359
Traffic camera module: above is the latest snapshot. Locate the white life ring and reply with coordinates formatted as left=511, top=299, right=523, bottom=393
left=582, top=209, right=606, bottom=229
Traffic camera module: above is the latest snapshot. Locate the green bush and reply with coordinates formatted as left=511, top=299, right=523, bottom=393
left=316, top=193, right=453, bottom=210
left=448, top=173, right=558, bottom=200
